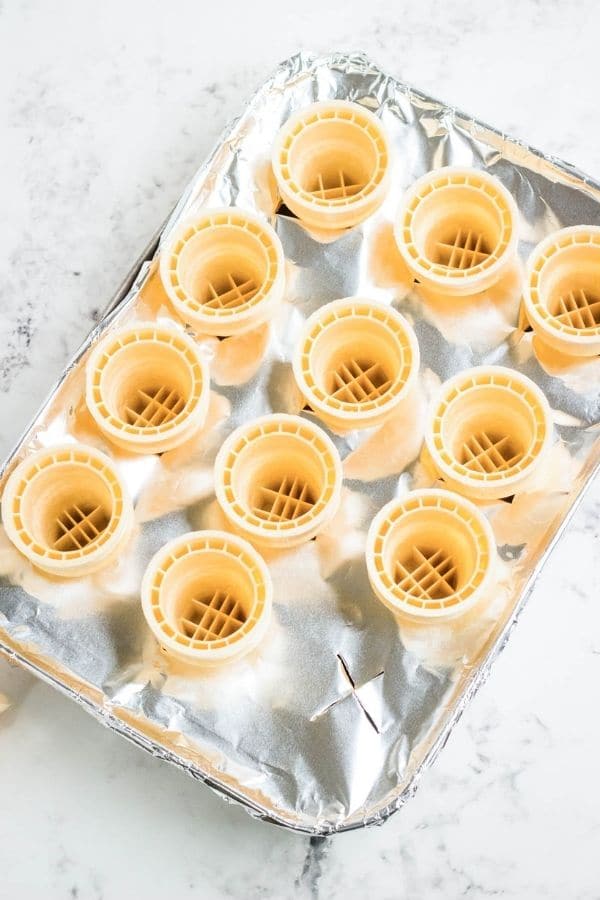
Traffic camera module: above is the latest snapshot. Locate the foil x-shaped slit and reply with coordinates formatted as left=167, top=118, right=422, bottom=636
left=311, top=653, right=384, bottom=735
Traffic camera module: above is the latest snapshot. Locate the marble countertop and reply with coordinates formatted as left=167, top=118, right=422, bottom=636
left=1, top=1, right=599, bottom=897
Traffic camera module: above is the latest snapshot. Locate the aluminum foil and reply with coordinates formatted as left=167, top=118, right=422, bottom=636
left=1, top=51, right=599, bottom=835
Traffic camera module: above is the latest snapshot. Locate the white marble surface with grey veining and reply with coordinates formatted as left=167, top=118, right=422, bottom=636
left=1, top=1, right=599, bottom=897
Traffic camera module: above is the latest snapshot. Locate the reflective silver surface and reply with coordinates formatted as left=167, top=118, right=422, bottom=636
left=0, top=51, right=598, bottom=834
